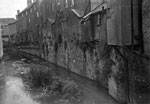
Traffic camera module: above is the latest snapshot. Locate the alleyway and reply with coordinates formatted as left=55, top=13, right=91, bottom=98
left=0, top=50, right=119, bottom=104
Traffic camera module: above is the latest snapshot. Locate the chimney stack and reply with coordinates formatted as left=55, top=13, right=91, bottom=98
left=16, top=10, right=20, bottom=20
left=17, top=10, right=20, bottom=14
left=27, top=0, right=32, bottom=6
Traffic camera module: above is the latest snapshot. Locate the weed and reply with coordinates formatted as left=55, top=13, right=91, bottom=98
left=22, top=67, right=83, bottom=101
left=24, top=67, right=52, bottom=89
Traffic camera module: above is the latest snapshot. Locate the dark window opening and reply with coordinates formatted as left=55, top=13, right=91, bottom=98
left=64, top=41, right=67, bottom=50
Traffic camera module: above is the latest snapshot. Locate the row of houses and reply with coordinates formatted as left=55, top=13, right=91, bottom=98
left=14, top=0, right=144, bottom=103
left=0, top=18, right=16, bottom=61
left=0, top=18, right=16, bottom=43
left=2, top=20, right=17, bottom=44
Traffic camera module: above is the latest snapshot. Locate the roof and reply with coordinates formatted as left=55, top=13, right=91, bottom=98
left=83, top=2, right=107, bottom=19
left=71, top=9, right=85, bottom=18
left=18, top=0, right=37, bottom=15
left=48, top=18, right=55, bottom=24
left=0, top=18, right=15, bottom=25
left=8, top=20, right=18, bottom=25
left=71, top=1, right=107, bottom=19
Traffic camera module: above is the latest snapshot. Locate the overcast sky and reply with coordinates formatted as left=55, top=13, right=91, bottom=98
left=0, top=0, right=27, bottom=18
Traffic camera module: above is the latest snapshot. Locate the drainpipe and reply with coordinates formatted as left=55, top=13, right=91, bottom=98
left=139, top=0, right=144, bottom=53
left=130, top=0, right=134, bottom=103
left=130, top=1, right=144, bottom=104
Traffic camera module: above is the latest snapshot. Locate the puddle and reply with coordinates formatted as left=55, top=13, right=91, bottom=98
left=1, top=76, right=40, bottom=104
left=0, top=61, right=40, bottom=104
left=0, top=61, right=55, bottom=104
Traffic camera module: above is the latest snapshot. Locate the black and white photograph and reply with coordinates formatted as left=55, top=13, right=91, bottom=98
left=0, top=0, right=149, bottom=104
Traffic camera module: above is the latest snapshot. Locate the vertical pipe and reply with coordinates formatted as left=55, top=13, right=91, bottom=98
left=83, top=49, right=87, bottom=76
left=130, top=0, right=134, bottom=103
left=139, top=0, right=144, bottom=53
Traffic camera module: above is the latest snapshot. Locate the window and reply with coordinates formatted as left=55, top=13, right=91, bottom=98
left=64, top=41, right=67, bottom=50
left=34, top=5, right=36, bottom=10
left=62, top=21, right=66, bottom=31
left=51, top=3, right=52, bottom=12
left=57, top=1, right=61, bottom=10
left=71, top=0, right=74, bottom=7
left=37, top=12, right=39, bottom=17
left=26, top=11, right=28, bottom=15
left=47, top=4, right=49, bottom=10
left=62, top=22, right=64, bottom=31
left=57, top=2, right=60, bottom=6
left=65, top=0, right=68, bottom=8
left=52, top=3, right=54, bottom=12
left=22, top=13, right=24, bottom=17
left=29, top=18, right=30, bottom=23
left=30, top=8, right=32, bottom=13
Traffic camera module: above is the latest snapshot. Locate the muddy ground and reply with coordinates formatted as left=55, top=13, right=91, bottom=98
left=0, top=49, right=119, bottom=104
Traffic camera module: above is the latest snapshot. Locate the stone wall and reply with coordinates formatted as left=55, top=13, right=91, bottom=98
left=17, top=0, right=150, bottom=103
left=143, top=0, right=150, bottom=86
left=20, top=10, right=127, bottom=104
left=143, top=0, right=150, bottom=55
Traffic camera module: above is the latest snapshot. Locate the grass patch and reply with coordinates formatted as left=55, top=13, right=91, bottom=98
left=22, top=66, right=83, bottom=102
left=22, top=67, right=52, bottom=89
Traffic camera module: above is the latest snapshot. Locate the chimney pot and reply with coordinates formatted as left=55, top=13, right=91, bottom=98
left=17, top=10, right=20, bottom=14
left=27, top=0, right=32, bottom=6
